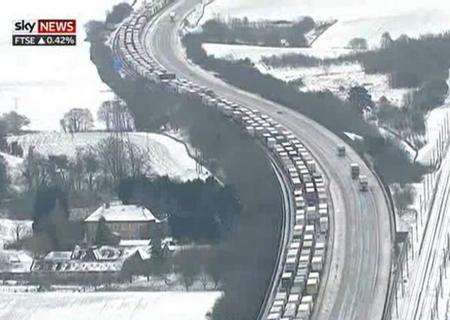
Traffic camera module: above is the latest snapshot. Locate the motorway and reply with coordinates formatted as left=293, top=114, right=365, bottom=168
left=138, top=0, right=393, bottom=318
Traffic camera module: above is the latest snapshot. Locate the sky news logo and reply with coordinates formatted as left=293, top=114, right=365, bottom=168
left=12, top=19, right=77, bottom=46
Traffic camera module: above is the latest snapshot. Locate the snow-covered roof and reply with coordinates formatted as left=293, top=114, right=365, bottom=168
left=85, top=204, right=159, bottom=223
left=135, top=248, right=151, bottom=260
left=119, top=239, right=151, bottom=247
left=32, top=260, right=124, bottom=273
left=124, top=247, right=151, bottom=261
left=44, top=251, right=72, bottom=261
left=92, top=246, right=122, bottom=261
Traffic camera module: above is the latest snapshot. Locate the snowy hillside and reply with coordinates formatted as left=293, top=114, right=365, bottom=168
left=314, top=9, right=450, bottom=50
left=6, top=132, right=209, bottom=182
left=0, top=291, right=221, bottom=320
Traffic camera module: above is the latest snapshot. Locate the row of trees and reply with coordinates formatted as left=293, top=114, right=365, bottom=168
left=346, top=78, right=448, bottom=149
left=201, top=16, right=318, bottom=47
left=0, top=111, right=30, bottom=204
left=118, top=176, right=241, bottom=243
left=0, top=111, right=30, bottom=137
left=122, top=245, right=224, bottom=291
left=60, top=100, right=134, bottom=133
left=22, top=135, right=147, bottom=193
left=6, top=185, right=85, bottom=255
left=0, top=155, right=9, bottom=204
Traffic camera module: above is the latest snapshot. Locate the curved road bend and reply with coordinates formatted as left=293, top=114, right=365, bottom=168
left=142, top=1, right=392, bottom=319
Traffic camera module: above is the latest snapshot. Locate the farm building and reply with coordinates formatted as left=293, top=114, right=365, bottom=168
left=30, top=244, right=152, bottom=284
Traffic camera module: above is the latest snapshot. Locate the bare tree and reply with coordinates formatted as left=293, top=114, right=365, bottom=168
left=0, top=155, right=9, bottom=202
left=81, top=150, right=100, bottom=190
left=96, top=136, right=128, bottom=183
left=124, top=136, right=145, bottom=178
left=61, top=108, right=94, bottom=133
left=98, top=99, right=134, bottom=132
left=13, top=224, right=26, bottom=243
left=199, top=267, right=209, bottom=290
left=176, top=249, right=200, bottom=291
left=23, top=153, right=52, bottom=190
left=98, top=101, right=113, bottom=131
left=205, top=249, right=222, bottom=289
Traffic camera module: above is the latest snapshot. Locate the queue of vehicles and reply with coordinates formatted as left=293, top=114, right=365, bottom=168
left=113, top=2, right=367, bottom=319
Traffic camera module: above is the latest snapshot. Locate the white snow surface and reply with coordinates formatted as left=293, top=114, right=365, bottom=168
left=203, top=43, right=352, bottom=61
left=6, top=132, right=209, bottom=182
left=264, top=63, right=410, bottom=106
left=416, top=104, right=450, bottom=164
left=0, top=291, right=222, bottom=320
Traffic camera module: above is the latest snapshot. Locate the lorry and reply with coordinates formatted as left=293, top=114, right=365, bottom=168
left=169, top=11, right=176, bottom=22
left=337, top=145, right=346, bottom=157
left=359, top=175, right=368, bottom=191
left=350, top=163, right=360, bottom=180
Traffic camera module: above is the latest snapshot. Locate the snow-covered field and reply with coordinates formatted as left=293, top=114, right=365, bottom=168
left=202, top=44, right=409, bottom=106
left=0, top=0, right=138, bottom=131
left=6, top=132, right=209, bottom=182
left=0, top=291, right=221, bottom=320
left=314, top=9, right=450, bottom=50
left=284, top=64, right=409, bottom=105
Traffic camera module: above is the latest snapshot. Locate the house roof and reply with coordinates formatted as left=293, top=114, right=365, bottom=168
left=32, top=260, right=123, bottom=273
left=119, top=239, right=151, bottom=247
left=44, top=251, right=72, bottom=261
left=84, top=203, right=159, bottom=223
left=92, top=246, right=122, bottom=261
